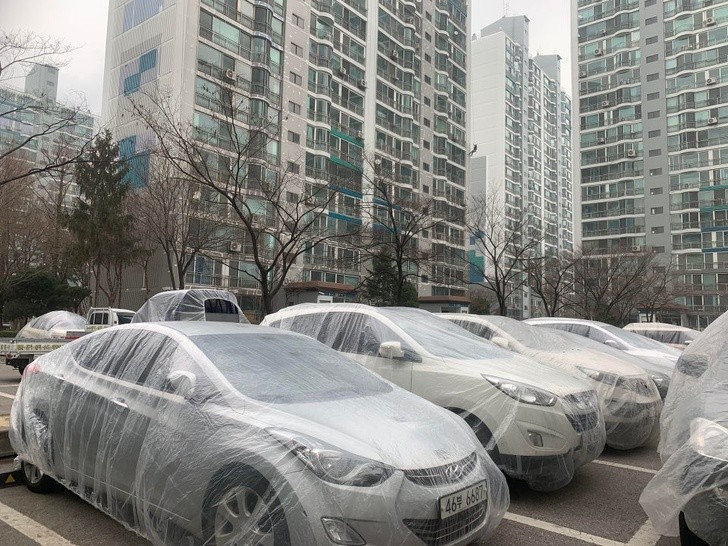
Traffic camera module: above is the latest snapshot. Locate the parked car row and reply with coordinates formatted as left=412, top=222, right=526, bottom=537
left=11, top=293, right=719, bottom=545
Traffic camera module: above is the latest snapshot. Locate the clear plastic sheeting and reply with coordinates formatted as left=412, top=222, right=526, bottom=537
left=132, top=289, right=249, bottom=324
left=525, top=317, right=678, bottom=399
left=623, top=322, right=699, bottom=350
left=640, top=310, right=728, bottom=544
left=16, top=311, right=87, bottom=339
left=10, top=322, right=509, bottom=545
left=263, top=304, right=606, bottom=492
left=442, top=315, right=660, bottom=451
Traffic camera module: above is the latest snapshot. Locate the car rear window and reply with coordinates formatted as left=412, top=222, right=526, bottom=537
left=190, top=333, right=393, bottom=404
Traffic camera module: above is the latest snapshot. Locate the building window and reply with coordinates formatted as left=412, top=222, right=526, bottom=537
left=645, top=0, right=657, bottom=5
left=645, top=16, right=657, bottom=24
left=650, top=187, right=663, bottom=195
left=647, top=73, right=659, bottom=81
left=646, top=36, right=658, bottom=44
left=425, top=53, right=431, bottom=63
left=424, top=140, right=430, bottom=149
left=291, top=43, right=304, bottom=56
left=651, top=226, right=664, bottom=234
left=425, top=32, right=432, bottom=42
left=649, top=168, right=663, bottom=175
left=646, top=54, right=658, bottom=63
left=287, top=161, right=300, bottom=174
left=423, top=162, right=430, bottom=172
left=424, top=96, right=431, bottom=106
left=290, top=71, right=302, bottom=85
left=288, top=101, right=301, bottom=114
left=653, top=246, right=665, bottom=253
left=648, top=130, right=661, bottom=138
left=649, top=149, right=662, bottom=157
left=424, top=75, right=431, bottom=84
left=287, top=130, right=301, bottom=144
left=651, top=206, right=663, bottom=215
left=426, top=12, right=432, bottom=21
left=424, top=118, right=431, bottom=127
left=291, top=13, right=304, bottom=28
left=648, top=110, right=661, bottom=119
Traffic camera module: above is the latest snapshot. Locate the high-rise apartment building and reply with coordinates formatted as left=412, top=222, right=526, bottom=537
left=102, top=0, right=469, bottom=313
left=574, top=0, right=728, bottom=328
left=470, top=16, right=574, bottom=318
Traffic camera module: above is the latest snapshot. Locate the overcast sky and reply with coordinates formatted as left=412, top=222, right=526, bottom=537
left=3, top=0, right=571, bottom=116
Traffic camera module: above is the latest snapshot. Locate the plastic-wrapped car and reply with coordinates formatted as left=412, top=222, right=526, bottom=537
left=263, top=304, right=606, bottom=492
left=442, top=315, right=662, bottom=451
left=16, top=311, right=86, bottom=340
left=623, top=322, right=699, bottom=350
left=132, top=289, right=249, bottom=323
left=640, top=311, right=728, bottom=544
left=526, top=317, right=678, bottom=399
left=10, top=322, right=509, bottom=546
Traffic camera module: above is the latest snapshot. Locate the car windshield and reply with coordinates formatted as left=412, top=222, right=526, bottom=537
left=600, top=322, right=681, bottom=354
left=377, top=308, right=504, bottom=360
left=480, top=316, right=566, bottom=350
left=117, top=313, right=135, bottom=325
left=190, top=333, right=393, bottom=404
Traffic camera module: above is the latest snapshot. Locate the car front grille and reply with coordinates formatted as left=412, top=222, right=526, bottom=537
left=403, top=502, right=486, bottom=546
left=404, top=452, right=478, bottom=487
left=566, top=410, right=601, bottom=433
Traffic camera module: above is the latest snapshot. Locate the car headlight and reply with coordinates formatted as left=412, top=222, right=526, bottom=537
left=649, top=373, right=670, bottom=398
left=689, top=418, right=728, bottom=462
left=268, top=428, right=394, bottom=486
left=482, top=375, right=558, bottom=406
left=577, top=366, right=619, bottom=385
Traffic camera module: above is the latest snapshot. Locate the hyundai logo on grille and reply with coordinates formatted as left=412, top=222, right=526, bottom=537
left=444, top=463, right=463, bottom=481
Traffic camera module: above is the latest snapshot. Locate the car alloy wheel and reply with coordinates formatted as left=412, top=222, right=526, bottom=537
left=213, top=485, right=279, bottom=546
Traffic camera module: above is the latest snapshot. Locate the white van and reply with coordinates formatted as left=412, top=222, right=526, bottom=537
left=263, top=304, right=606, bottom=492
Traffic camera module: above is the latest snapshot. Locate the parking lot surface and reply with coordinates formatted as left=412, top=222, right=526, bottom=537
left=0, top=364, right=680, bottom=546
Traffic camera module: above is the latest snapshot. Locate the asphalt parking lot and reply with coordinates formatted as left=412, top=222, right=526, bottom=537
left=0, top=364, right=681, bottom=546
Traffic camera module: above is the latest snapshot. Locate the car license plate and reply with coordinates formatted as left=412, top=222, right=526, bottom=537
left=439, top=481, right=486, bottom=519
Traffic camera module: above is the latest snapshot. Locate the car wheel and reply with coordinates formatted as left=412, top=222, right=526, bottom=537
left=22, top=461, right=56, bottom=494
left=679, top=511, right=709, bottom=546
left=202, top=466, right=290, bottom=546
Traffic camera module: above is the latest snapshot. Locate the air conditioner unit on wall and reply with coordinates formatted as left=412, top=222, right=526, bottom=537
left=229, top=241, right=242, bottom=252
left=358, top=79, right=367, bottom=89
left=601, top=100, right=611, bottom=107
left=627, top=149, right=637, bottom=157
left=631, top=245, right=643, bottom=252
left=224, top=69, right=236, bottom=81
left=708, top=117, right=719, bottom=125
left=707, top=77, right=718, bottom=85
left=705, top=17, right=716, bottom=26
left=594, top=48, right=603, bottom=57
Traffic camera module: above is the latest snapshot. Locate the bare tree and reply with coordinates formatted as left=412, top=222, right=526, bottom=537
left=0, top=31, right=92, bottom=188
left=634, top=261, right=680, bottom=322
left=359, top=154, right=455, bottom=305
left=467, top=192, right=542, bottom=316
left=525, top=252, right=578, bottom=317
left=570, top=249, right=658, bottom=325
left=129, top=88, right=350, bottom=315
left=130, top=157, right=230, bottom=290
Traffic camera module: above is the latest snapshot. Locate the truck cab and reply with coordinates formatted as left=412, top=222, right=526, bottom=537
left=85, top=308, right=136, bottom=331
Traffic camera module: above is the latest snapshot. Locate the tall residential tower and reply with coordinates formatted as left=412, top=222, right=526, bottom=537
left=102, top=0, right=470, bottom=313
left=574, top=0, right=728, bottom=327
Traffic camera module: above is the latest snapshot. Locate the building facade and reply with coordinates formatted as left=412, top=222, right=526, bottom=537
left=574, top=0, right=728, bottom=328
left=101, top=0, right=470, bottom=315
left=470, top=16, right=574, bottom=318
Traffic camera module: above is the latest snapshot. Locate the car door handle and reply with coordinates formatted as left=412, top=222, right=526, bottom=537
left=110, top=398, right=128, bottom=410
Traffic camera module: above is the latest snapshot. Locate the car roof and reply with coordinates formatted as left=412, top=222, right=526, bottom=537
left=119, top=321, right=292, bottom=337
left=624, top=322, right=694, bottom=332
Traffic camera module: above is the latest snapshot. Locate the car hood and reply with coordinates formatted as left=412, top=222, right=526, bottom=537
left=438, top=353, right=593, bottom=397
left=247, top=390, right=478, bottom=470
left=624, top=349, right=677, bottom=375
left=513, top=341, right=650, bottom=379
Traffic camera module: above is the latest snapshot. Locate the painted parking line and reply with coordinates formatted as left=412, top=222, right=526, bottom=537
left=0, top=391, right=16, bottom=400
left=0, top=499, right=77, bottom=546
left=504, top=513, right=624, bottom=546
left=593, top=459, right=658, bottom=475
left=626, top=520, right=662, bottom=546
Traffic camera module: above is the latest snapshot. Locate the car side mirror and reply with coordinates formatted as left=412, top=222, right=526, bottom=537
left=379, top=341, right=405, bottom=359
left=604, top=339, right=619, bottom=348
left=491, top=336, right=510, bottom=349
left=167, top=370, right=197, bottom=399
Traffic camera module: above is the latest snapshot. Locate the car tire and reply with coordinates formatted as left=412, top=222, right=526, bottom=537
left=202, top=465, right=290, bottom=546
left=22, top=461, right=57, bottom=494
left=679, top=511, right=709, bottom=546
